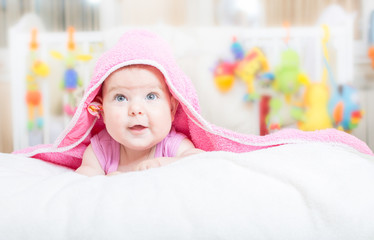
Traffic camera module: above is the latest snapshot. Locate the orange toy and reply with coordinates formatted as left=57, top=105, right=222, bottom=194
left=368, top=46, right=374, bottom=68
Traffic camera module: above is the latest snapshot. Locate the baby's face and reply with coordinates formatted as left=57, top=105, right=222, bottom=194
left=101, top=66, right=178, bottom=151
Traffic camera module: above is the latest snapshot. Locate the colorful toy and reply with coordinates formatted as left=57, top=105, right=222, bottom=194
left=274, top=24, right=307, bottom=98
left=322, top=25, right=363, bottom=132
left=265, top=25, right=308, bottom=131
left=212, top=38, right=272, bottom=101
left=213, top=61, right=237, bottom=92
left=25, top=28, right=50, bottom=131
left=231, top=37, right=244, bottom=60
left=295, top=25, right=363, bottom=132
left=368, top=10, right=374, bottom=68
left=328, top=85, right=363, bottom=131
left=213, top=26, right=363, bottom=133
left=291, top=26, right=334, bottom=131
left=273, top=49, right=308, bottom=103
left=50, top=26, right=92, bottom=116
left=297, top=79, right=333, bottom=131
left=235, top=47, right=271, bottom=101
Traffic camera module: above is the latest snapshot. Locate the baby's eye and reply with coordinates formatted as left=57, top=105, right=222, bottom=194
left=146, top=93, right=158, bottom=100
left=115, top=94, right=127, bottom=102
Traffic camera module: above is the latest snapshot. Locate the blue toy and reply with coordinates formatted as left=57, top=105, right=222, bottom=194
left=63, top=69, right=79, bottom=91
left=231, top=37, right=245, bottom=60
left=328, top=84, right=362, bottom=131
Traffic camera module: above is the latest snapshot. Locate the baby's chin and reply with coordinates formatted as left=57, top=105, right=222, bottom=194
left=117, top=130, right=170, bottom=151
left=119, top=139, right=158, bottom=152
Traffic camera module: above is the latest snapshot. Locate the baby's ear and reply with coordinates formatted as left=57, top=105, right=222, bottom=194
left=87, top=97, right=103, bottom=119
left=170, top=96, right=179, bottom=120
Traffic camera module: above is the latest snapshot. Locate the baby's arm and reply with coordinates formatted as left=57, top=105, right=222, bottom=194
left=135, top=138, right=203, bottom=171
left=176, top=138, right=204, bottom=158
left=75, top=144, right=105, bottom=176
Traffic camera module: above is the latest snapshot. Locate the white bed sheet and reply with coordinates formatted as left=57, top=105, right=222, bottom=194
left=1, top=142, right=374, bottom=240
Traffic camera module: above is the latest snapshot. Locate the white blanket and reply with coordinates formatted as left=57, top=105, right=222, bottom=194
left=1, top=142, right=374, bottom=240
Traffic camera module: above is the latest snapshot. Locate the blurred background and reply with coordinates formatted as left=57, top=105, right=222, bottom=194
left=1, top=0, right=374, bottom=153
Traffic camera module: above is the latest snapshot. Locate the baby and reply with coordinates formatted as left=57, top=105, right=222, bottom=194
left=76, top=64, right=202, bottom=176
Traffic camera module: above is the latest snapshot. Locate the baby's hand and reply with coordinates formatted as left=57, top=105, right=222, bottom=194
left=135, top=158, right=162, bottom=171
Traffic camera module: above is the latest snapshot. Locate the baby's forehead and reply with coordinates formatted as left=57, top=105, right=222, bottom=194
left=108, top=64, right=162, bottom=78
left=102, top=64, right=169, bottom=91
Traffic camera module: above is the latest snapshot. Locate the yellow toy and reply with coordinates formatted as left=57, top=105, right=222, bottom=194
left=26, top=28, right=50, bottom=131
left=294, top=26, right=334, bottom=131
left=212, top=37, right=273, bottom=101
left=297, top=78, right=332, bottom=131
left=235, top=47, right=270, bottom=101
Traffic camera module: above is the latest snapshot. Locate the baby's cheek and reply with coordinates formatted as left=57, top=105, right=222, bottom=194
left=105, top=111, right=125, bottom=127
left=113, top=111, right=123, bottom=119
left=110, top=107, right=125, bottom=119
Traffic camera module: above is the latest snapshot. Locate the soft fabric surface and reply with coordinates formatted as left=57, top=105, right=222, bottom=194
left=2, top=142, right=374, bottom=240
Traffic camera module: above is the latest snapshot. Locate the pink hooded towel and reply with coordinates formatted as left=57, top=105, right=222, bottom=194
left=15, top=29, right=373, bottom=169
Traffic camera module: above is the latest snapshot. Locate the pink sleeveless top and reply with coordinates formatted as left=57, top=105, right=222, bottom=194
left=90, top=128, right=186, bottom=174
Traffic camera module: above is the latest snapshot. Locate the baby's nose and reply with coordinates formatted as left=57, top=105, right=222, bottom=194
left=130, top=110, right=142, bottom=116
left=128, top=102, right=143, bottom=116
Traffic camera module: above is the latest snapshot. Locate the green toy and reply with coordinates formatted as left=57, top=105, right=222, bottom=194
left=273, top=49, right=307, bottom=103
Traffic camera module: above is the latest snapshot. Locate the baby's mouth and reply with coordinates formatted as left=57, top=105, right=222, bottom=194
left=129, top=125, right=147, bottom=131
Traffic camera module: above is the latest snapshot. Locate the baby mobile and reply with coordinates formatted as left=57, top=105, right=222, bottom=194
left=50, top=26, right=93, bottom=117
left=212, top=25, right=363, bottom=133
left=25, top=28, right=50, bottom=131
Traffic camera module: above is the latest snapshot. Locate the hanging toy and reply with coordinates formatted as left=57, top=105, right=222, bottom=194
left=266, top=22, right=307, bottom=132
left=297, top=78, right=333, bottom=131
left=25, top=28, right=50, bottom=131
left=267, top=49, right=309, bottom=131
left=292, top=26, right=334, bottom=131
left=231, top=36, right=245, bottom=60
left=50, top=26, right=92, bottom=117
left=321, top=25, right=363, bottom=132
left=212, top=37, right=243, bottom=92
left=328, top=85, right=363, bottom=131
left=273, top=49, right=308, bottom=102
left=367, top=11, right=374, bottom=68
left=212, top=37, right=273, bottom=101
left=273, top=22, right=308, bottom=103
left=213, top=61, right=237, bottom=92
left=235, top=47, right=270, bottom=102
